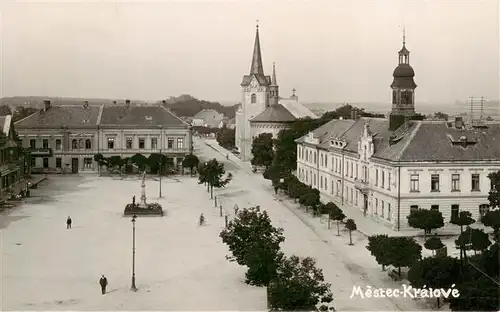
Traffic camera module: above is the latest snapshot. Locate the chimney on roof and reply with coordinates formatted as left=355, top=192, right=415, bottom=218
left=42, top=100, right=51, bottom=112
left=455, top=116, right=464, bottom=129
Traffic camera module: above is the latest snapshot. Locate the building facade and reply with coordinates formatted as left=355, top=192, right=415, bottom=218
left=0, top=115, right=28, bottom=196
left=296, top=36, right=500, bottom=231
left=15, top=101, right=192, bottom=173
left=235, top=25, right=316, bottom=161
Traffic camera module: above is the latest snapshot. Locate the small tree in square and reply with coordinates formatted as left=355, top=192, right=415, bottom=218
left=345, top=219, right=357, bottom=245
left=386, top=236, right=422, bottom=277
left=424, top=235, right=445, bottom=256
left=451, top=211, right=475, bottom=233
left=328, top=204, right=346, bottom=236
left=407, top=208, right=444, bottom=239
left=219, top=207, right=285, bottom=286
left=408, top=256, right=460, bottom=308
left=198, top=158, right=231, bottom=199
left=267, top=255, right=335, bottom=311
left=182, top=153, right=200, bottom=176
left=455, top=227, right=491, bottom=255
left=366, top=234, right=391, bottom=271
left=481, top=209, right=500, bottom=241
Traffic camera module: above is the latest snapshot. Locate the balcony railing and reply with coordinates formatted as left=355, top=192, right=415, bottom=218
left=354, top=178, right=370, bottom=194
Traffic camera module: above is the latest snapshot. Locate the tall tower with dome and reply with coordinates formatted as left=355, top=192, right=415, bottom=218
left=389, top=29, right=417, bottom=130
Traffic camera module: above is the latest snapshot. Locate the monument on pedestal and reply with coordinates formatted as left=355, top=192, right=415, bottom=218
left=124, top=171, right=164, bottom=217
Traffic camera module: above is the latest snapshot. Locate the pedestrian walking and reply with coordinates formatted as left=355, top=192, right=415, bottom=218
left=66, top=216, right=72, bottom=229
left=199, top=213, right=205, bottom=226
left=99, top=274, right=108, bottom=295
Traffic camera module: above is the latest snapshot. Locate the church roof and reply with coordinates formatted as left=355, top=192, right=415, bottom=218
left=250, top=104, right=296, bottom=123
left=280, top=99, right=317, bottom=119
left=241, top=74, right=271, bottom=87
left=241, top=24, right=270, bottom=87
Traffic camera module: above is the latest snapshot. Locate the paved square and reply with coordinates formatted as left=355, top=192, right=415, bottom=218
left=1, top=175, right=266, bottom=310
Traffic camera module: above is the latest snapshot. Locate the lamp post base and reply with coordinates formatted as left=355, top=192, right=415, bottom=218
left=130, top=276, right=137, bottom=292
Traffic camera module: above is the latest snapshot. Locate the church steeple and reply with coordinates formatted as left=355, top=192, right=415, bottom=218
left=271, top=62, right=277, bottom=85
left=250, top=23, right=264, bottom=76
left=269, top=62, right=279, bottom=106
left=398, top=27, right=410, bottom=65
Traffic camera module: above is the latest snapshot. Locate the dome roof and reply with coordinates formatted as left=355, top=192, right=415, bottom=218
left=393, top=64, right=415, bottom=78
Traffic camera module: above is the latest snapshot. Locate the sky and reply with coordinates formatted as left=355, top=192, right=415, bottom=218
left=0, top=0, right=498, bottom=105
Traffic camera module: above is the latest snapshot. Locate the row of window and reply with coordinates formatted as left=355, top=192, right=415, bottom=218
left=28, top=137, right=185, bottom=150
left=410, top=173, right=487, bottom=192
left=409, top=204, right=490, bottom=221
left=107, top=137, right=184, bottom=150
left=36, top=157, right=93, bottom=169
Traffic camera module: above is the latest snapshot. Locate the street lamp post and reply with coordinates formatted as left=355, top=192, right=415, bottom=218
left=131, top=214, right=137, bottom=292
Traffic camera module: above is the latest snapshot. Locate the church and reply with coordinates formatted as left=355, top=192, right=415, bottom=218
left=235, top=24, right=317, bottom=162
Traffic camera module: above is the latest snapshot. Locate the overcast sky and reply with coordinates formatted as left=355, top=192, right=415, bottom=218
left=0, top=0, right=498, bottom=104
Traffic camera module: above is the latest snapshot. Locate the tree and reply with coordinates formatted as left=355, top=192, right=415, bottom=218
left=481, top=209, right=500, bottom=240
left=387, top=237, right=422, bottom=277
left=451, top=211, right=476, bottom=233
left=267, top=255, right=334, bottom=311
left=328, top=204, right=346, bottom=236
left=299, top=187, right=321, bottom=214
left=219, top=207, right=285, bottom=286
left=251, top=133, right=274, bottom=169
left=366, top=235, right=392, bottom=271
left=216, top=125, right=235, bottom=149
left=455, top=227, right=491, bottom=255
left=198, top=158, right=231, bottom=199
left=424, top=235, right=445, bottom=256
left=182, top=153, right=200, bottom=176
left=345, top=219, right=357, bottom=245
left=131, top=153, right=147, bottom=171
left=433, top=111, right=449, bottom=121
left=408, top=256, right=460, bottom=308
left=407, top=209, right=444, bottom=239
left=448, top=243, right=500, bottom=311
left=147, top=153, right=172, bottom=174
left=107, top=155, right=123, bottom=171
left=0, top=105, right=12, bottom=116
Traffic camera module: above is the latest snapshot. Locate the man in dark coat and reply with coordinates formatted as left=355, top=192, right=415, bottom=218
left=99, top=275, right=108, bottom=294
left=66, top=216, right=72, bottom=229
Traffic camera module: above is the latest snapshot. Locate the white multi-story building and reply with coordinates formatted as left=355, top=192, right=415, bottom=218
left=15, top=101, right=192, bottom=173
left=296, top=36, right=500, bottom=231
left=235, top=24, right=316, bottom=161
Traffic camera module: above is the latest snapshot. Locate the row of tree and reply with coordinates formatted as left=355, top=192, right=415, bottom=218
left=215, top=126, right=235, bottom=150
left=220, top=206, right=335, bottom=311
left=93, top=153, right=200, bottom=175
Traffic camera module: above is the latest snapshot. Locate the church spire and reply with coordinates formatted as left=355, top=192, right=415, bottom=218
left=250, top=22, right=264, bottom=76
left=271, top=62, right=277, bottom=85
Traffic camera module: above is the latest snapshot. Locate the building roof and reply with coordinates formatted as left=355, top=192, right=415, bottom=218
left=241, top=25, right=271, bottom=87
left=100, top=106, right=187, bottom=128
left=297, top=117, right=500, bottom=163
left=15, top=105, right=102, bottom=129
left=193, top=109, right=225, bottom=128
left=250, top=104, right=296, bottom=123
left=280, top=99, right=317, bottom=119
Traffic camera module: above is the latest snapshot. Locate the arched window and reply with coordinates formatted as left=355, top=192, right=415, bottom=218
left=72, top=139, right=78, bottom=149
left=79, top=139, right=85, bottom=149
left=251, top=94, right=256, bottom=104
left=85, top=139, right=92, bottom=150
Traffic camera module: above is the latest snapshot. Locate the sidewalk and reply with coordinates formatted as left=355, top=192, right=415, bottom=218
left=202, top=139, right=474, bottom=238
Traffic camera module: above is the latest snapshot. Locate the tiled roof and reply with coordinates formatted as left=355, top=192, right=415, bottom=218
left=241, top=74, right=271, bottom=87
left=100, top=106, right=187, bottom=128
left=250, top=104, right=296, bottom=123
left=297, top=117, right=500, bottom=162
left=15, top=105, right=102, bottom=129
left=280, top=99, right=317, bottom=119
